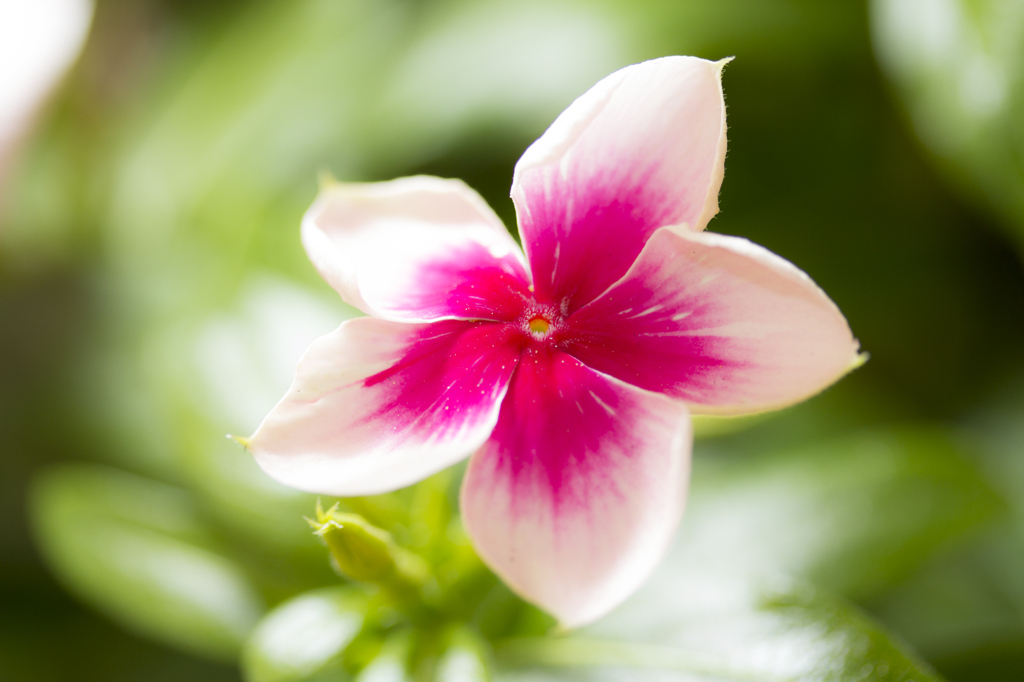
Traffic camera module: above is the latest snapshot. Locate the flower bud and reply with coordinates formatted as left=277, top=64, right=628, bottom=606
left=309, top=501, right=429, bottom=598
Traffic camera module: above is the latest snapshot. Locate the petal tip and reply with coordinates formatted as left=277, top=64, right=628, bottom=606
left=317, top=168, right=339, bottom=191
left=228, top=434, right=251, bottom=449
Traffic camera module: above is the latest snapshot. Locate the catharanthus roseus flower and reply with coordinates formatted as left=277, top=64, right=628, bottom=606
left=249, top=56, right=861, bottom=628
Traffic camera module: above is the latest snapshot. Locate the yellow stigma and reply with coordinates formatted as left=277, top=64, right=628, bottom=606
left=529, top=316, right=550, bottom=334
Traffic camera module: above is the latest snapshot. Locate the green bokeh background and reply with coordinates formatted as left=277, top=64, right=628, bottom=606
left=2, top=0, right=1024, bottom=680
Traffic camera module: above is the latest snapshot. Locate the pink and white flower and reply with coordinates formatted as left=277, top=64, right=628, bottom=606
left=249, top=56, right=861, bottom=628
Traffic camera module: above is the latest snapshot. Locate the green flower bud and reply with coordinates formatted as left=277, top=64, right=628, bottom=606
left=309, top=501, right=430, bottom=600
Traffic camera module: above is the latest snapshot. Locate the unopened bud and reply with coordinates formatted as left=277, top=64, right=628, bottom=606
left=309, top=501, right=429, bottom=597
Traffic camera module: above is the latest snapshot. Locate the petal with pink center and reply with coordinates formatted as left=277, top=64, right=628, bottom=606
left=564, top=227, right=862, bottom=415
left=461, top=349, right=691, bottom=628
left=511, top=56, right=728, bottom=313
left=249, top=317, right=520, bottom=496
left=303, top=176, right=531, bottom=322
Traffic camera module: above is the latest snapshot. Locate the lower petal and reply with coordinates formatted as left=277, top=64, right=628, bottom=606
left=250, top=317, right=520, bottom=495
left=460, top=349, right=691, bottom=628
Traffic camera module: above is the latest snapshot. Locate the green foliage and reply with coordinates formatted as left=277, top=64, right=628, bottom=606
left=353, top=629, right=415, bottom=682
left=872, top=0, right=1024, bottom=251
left=242, top=587, right=367, bottom=682
left=685, top=427, right=1002, bottom=597
left=30, top=465, right=265, bottom=660
left=497, top=583, right=942, bottom=682
left=438, top=628, right=493, bottom=682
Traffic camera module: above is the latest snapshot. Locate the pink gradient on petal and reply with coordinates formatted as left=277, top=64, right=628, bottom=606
left=250, top=317, right=520, bottom=496
left=512, top=57, right=728, bottom=313
left=516, top=173, right=675, bottom=312
left=360, top=318, right=523, bottom=436
left=564, top=227, right=860, bottom=414
left=461, top=350, right=691, bottom=627
left=395, top=241, right=533, bottom=321
left=302, top=176, right=529, bottom=322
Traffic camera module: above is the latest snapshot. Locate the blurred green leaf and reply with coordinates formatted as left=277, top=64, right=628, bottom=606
left=170, top=275, right=353, bottom=551
left=497, top=581, right=943, bottom=682
left=438, top=627, right=493, bottom=682
left=30, top=464, right=265, bottom=660
left=369, top=0, right=627, bottom=169
left=613, top=0, right=866, bottom=65
left=81, top=275, right=353, bottom=547
left=242, top=587, right=367, bottom=682
left=868, top=531, right=1024, bottom=666
left=865, top=377, right=1024, bottom=666
left=106, top=0, right=407, bottom=310
left=871, top=0, right=1024, bottom=250
left=683, top=426, right=1002, bottom=598
left=353, top=629, right=413, bottom=682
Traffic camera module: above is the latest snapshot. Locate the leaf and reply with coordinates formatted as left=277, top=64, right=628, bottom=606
left=173, top=275, right=353, bottom=552
left=495, top=581, right=945, bottom=682
left=242, top=587, right=368, bottom=682
left=871, top=0, right=1024, bottom=250
left=371, top=0, right=628, bottom=169
left=683, top=426, right=1001, bottom=599
left=353, top=629, right=414, bottom=682
left=30, top=464, right=265, bottom=660
left=437, top=627, right=494, bottom=682
left=866, top=383, right=1024, bottom=663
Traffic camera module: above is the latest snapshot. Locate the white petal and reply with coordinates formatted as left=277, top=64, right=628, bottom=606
left=250, top=317, right=519, bottom=496
left=568, top=227, right=862, bottom=415
left=461, top=350, right=691, bottom=628
left=511, top=56, right=728, bottom=313
left=302, top=176, right=530, bottom=322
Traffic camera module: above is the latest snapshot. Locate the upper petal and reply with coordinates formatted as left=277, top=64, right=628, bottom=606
left=303, top=176, right=531, bottom=322
left=511, top=56, right=728, bottom=314
left=461, top=348, right=691, bottom=628
left=249, top=317, right=520, bottom=495
left=564, top=227, right=862, bottom=415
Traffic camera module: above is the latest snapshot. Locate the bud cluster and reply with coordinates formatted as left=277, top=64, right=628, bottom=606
left=241, top=472, right=553, bottom=682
